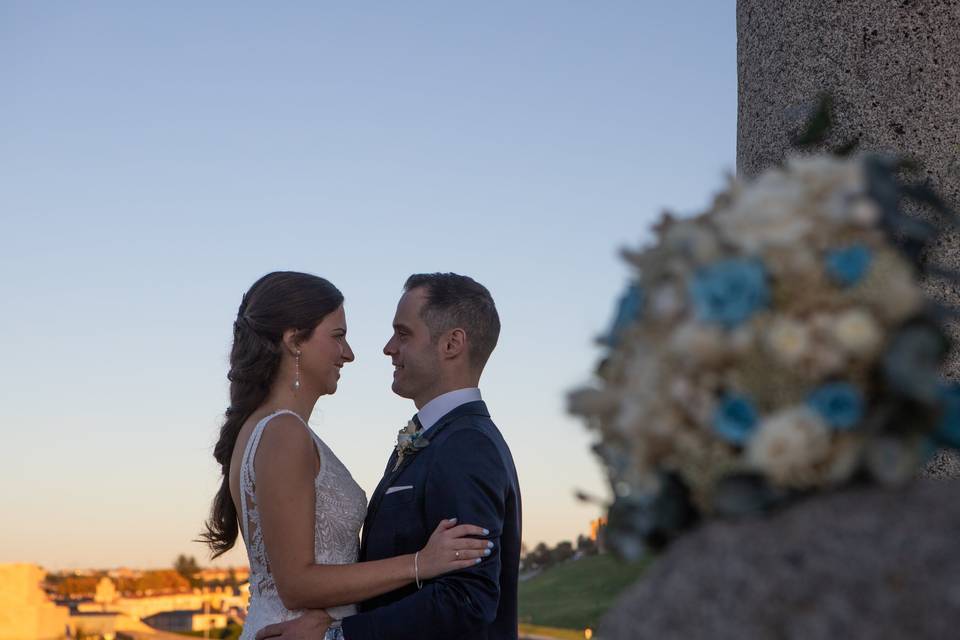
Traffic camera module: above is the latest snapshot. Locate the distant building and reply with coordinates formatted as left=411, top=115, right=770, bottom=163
left=95, top=576, right=118, bottom=604
left=1, top=563, right=250, bottom=639
left=106, top=567, right=143, bottom=581
left=144, top=609, right=228, bottom=632
left=75, top=576, right=248, bottom=620
left=68, top=611, right=120, bottom=639
left=196, top=566, right=250, bottom=584
left=68, top=569, right=100, bottom=578
left=589, top=516, right=608, bottom=554
left=0, top=564, right=71, bottom=640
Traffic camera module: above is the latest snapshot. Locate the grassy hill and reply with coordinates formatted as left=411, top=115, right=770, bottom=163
left=518, top=553, right=651, bottom=632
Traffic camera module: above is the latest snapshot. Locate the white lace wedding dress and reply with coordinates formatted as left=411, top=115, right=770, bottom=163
left=238, top=409, right=368, bottom=639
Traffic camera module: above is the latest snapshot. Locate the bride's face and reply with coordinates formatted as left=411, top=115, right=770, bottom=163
left=299, top=305, right=354, bottom=395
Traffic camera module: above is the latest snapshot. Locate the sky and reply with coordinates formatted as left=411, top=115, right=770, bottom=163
left=0, top=1, right=736, bottom=570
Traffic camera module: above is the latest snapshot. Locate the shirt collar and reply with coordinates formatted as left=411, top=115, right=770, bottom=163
left=417, top=388, right=482, bottom=434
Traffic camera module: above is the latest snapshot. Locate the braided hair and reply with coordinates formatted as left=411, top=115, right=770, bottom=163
left=200, top=271, right=343, bottom=558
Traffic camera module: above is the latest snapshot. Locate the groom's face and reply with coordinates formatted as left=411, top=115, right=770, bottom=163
left=384, top=287, right=442, bottom=404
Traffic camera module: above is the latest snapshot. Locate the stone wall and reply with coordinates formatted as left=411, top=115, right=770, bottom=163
left=0, top=563, right=71, bottom=640
left=599, top=480, right=960, bottom=639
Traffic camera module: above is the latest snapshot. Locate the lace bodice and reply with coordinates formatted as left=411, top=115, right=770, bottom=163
left=238, top=410, right=368, bottom=639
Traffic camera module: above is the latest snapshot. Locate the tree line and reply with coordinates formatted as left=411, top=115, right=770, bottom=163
left=46, top=554, right=226, bottom=598
left=521, top=534, right=601, bottom=572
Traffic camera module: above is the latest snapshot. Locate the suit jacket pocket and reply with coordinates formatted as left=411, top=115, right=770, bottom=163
left=379, top=486, right=416, bottom=508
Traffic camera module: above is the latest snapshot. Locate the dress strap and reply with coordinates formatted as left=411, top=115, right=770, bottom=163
left=239, top=409, right=310, bottom=544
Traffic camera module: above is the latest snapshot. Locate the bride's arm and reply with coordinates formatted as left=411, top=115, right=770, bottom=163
left=254, top=415, right=490, bottom=610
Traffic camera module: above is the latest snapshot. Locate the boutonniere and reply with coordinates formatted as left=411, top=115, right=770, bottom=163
left=394, top=420, right=430, bottom=471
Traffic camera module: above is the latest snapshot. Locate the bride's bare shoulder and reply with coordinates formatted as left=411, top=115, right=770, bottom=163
left=256, top=413, right=312, bottom=456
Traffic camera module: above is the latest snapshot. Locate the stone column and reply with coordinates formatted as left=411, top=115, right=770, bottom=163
left=737, top=0, right=960, bottom=476
left=737, top=0, right=959, bottom=190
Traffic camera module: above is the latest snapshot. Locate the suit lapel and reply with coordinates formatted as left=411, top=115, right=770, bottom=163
left=380, top=400, right=489, bottom=489
left=360, top=449, right=399, bottom=557
left=360, top=401, right=490, bottom=558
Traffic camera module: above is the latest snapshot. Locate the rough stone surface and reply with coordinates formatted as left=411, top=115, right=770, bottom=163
left=920, top=447, right=960, bottom=478
left=737, top=0, right=960, bottom=191
left=599, top=480, right=960, bottom=640
left=737, top=0, right=960, bottom=477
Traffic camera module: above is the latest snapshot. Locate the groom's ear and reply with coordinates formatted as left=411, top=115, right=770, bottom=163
left=441, top=327, right=467, bottom=360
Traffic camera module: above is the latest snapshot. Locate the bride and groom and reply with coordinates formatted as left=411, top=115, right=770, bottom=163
left=201, top=271, right=522, bottom=640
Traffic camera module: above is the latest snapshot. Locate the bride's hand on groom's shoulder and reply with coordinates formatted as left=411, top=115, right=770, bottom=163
left=418, top=517, right=494, bottom=580
left=255, top=608, right=332, bottom=640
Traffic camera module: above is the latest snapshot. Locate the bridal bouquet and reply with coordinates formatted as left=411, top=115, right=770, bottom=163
left=570, top=153, right=960, bottom=556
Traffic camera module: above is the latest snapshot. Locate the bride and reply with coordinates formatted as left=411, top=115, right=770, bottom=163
left=200, top=271, right=490, bottom=639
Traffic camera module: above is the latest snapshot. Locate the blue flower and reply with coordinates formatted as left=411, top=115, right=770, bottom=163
left=807, top=382, right=864, bottom=430
left=601, top=283, right=644, bottom=347
left=825, top=244, right=872, bottom=287
left=713, top=395, right=759, bottom=445
left=935, top=384, right=960, bottom=449
left=688, top=259, right=769, bottom=328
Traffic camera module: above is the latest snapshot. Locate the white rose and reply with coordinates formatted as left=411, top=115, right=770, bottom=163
left=669, top=321, right=727, bottom=366
left=662, top=220, right=722, bottom=264
left=848, top=198, right=880, bottom=226
left=786, top=156, right=871, bottom=225
left=765, top=316, right=811, bottom=365
left=747, top=407, right=831, bottom=487
left=831, top=308, right=883, bottom=357
left=716, top=170, right=813, bottom=252
left=788, top=155, right=866, bottom=195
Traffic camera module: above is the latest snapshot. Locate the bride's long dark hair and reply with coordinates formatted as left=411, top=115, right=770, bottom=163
left=200, top=271, right=344, bottom=558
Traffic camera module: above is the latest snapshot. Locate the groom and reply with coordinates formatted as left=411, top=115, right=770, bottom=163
left=258, top=273, right=522, bottom=640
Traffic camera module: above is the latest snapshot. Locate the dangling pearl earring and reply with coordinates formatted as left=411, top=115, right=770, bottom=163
left=293, top=350, right=302, bottom=392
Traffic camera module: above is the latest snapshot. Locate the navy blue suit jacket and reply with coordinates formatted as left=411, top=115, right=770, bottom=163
left=340, top=401, right=522, bottom=640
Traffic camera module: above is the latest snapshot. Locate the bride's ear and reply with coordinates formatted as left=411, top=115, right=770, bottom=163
left=281, top=328, right=301, bottom=357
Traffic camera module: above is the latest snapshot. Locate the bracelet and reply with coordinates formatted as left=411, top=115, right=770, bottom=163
left=414, top=551, right=423, bottom=589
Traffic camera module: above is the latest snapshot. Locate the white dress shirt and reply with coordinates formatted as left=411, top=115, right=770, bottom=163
left=416, top=388, right=483, bottom=435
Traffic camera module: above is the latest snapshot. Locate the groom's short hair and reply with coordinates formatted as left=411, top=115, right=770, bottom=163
left=405, top=273, right=501, bottom=370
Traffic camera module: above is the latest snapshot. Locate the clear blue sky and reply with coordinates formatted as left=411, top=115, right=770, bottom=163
left=0, top=1, right=736, bottom=569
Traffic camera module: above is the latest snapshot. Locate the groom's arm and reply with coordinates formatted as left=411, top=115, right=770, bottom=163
left=340, top=428, right=505, bottom=640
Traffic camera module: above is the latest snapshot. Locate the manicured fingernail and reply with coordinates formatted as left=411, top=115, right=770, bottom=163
left=449, top=518, right=458, bottom=523
left=482, top=528, right=489, bottom=535
left=475, top=558, right=482, bottom=564
left=487, top=541, right=494, bottom=549
left=484, top=549, right=491, bottom=556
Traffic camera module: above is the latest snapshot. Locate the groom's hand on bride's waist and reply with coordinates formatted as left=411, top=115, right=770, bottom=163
left=255, top=609, right=332, bottom=640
